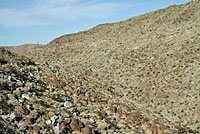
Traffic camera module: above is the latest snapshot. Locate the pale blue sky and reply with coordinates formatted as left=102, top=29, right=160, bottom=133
left=0, top=0, right=191, bottom=46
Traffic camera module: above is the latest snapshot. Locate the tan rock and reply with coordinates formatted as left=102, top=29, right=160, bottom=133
left=26, top=82, right=33, bottom=88
left=21, top=87, right=30, bottom=93
left=7, top=99, right=15, bottom=105
left=70, top=118, right=84, bottom=131
left=31, top=110, right=39, bottom=118
left=13, top=89, right=21, bottom=97
left=97, top=122, right=108, bottom=129
left=15, top=106, right=26, bottom=114
left=81, top=126, right=93, bottom=134
left=48, top=111, right=55, bottom=117
left=88, top=113, right=97, bottom=117
left=16, top=81, right=23, bottom=87
left=64, top=112, right=71, bottom=118
left=43, top=91, right=49, bottom=96
left=29, top=97, right=36, bottom=103
left=117, top=123, right=126, bottom=129
left=72, top=130, right=81, bottom=134
left=80, top=112, right=88, bottom=118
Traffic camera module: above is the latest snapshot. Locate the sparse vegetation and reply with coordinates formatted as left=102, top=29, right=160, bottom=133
left=0, top=82, right=9, bottom=90
left=0, top=98, right=8, bottom=109
left=97, top=111, right=106, bottom=119
left=8, top=65, right=23, bottom=78
left=105, top=119, right=117, bottom=128
left=51, top=93, right=64, bottom=102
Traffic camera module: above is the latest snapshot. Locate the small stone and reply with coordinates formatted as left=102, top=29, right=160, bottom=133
left=81, top=100, right=87, bottom=105
left=21, top=87, right=30, bottom=93
left=15, top=106, right=26, bottom=114
left=117, top=123, right=126, bottom=129
left=26, top=82, right=33, bottom=88
left=46, top=120, right=51, bottom=125
left=10, top=113, right=16, bottom=120
left=80, top=112, right=88, bottom=118
left=17, top=122, right=27, bottom=129
left=57, top=116, right=62, bottom=123
left=30, top=110, right=39, bottom=118
left=53, top=126, right=60, bottom=134
left=22, top=94, right=30, bottom=100
left=16, top=81, right=23, bottom=87
left=64, top=101, right=73, bottom=108
left=7, top=94, right=15, bottom=100
left=33, top=125, right=41, bottom=132
left=49, top=111, right=55, bottom=117
left=81, top=126, right=93, bottom=134
left=43, top=91, right=49, bottom=96
left=64, top=112, right=71, bottom=118
left=7, top=99, right=15, bottom=105
left=88, top=113, right=98, bottom=117
left=72, top=130, right=81, bottom=134
left=13, top=88, right=21, bottom=97
left=97, top=122, right=108, bottom=129
left=29, top=97, right=36, bottom=103
left=51, top=116, right=62, bottom=126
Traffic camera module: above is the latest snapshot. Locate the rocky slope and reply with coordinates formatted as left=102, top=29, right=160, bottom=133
left=1, top=49, right=198, bottom=134
left=1, top=1, right=200, bottom=134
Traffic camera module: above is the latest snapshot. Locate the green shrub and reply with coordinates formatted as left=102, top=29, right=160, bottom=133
left=8, top=65, right=23, bottom=78
left=0, top=82, right=9, bottom=90
left=51, top=93, right=64, bottom=102
left=105, top=119, right=117, bottom=128
left=0, top=99, right=8, bottom=109
left=97, top=111, right=106, bottom=119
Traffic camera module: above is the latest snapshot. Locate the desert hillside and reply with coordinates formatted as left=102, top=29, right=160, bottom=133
left=2, top=1, right=200, bottom=134
left=4, top=44, right=43, bottom=56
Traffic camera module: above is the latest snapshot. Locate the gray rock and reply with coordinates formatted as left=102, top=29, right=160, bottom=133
left=53, top=126, right=60, bottom=134
left=7, top=94, right=15, bottom=100
left=8, top=76, right=11, bottom=81
left=9, top=112, right=23, bottom=122
left=22, top=94, right=30, bottom=100
left=51, top=116, right=62, bottom=126
left=10, top=113, right=16, bottom=120
left=16, top=81, right=23, bottom=87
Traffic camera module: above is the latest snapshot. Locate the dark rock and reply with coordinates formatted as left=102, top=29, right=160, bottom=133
left=0, top=59, right=8, bottom=65
left=10, top=112, right=23, bottom=122
left=17, top=61, right=36, bottom=66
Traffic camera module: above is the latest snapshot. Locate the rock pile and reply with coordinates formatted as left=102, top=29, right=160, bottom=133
left=0, top=58, right=146, bottom=134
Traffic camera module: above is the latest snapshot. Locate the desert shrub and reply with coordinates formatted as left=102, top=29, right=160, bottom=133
left=105, top=120, right=117, bottom=128
left=51, top=93, right=64, bottom=102
left=0, top=98, right=8, bottom=109
left=0, top=82, right=9, bottom=90
left=8, top=65, right=23, bottom=78
left=97, top=111, right=106, bottom=119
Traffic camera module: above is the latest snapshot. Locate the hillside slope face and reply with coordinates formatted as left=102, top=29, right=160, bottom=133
left=4, top=44, right=43, bottom=56
left=10, top=1, right=200, bottom=133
